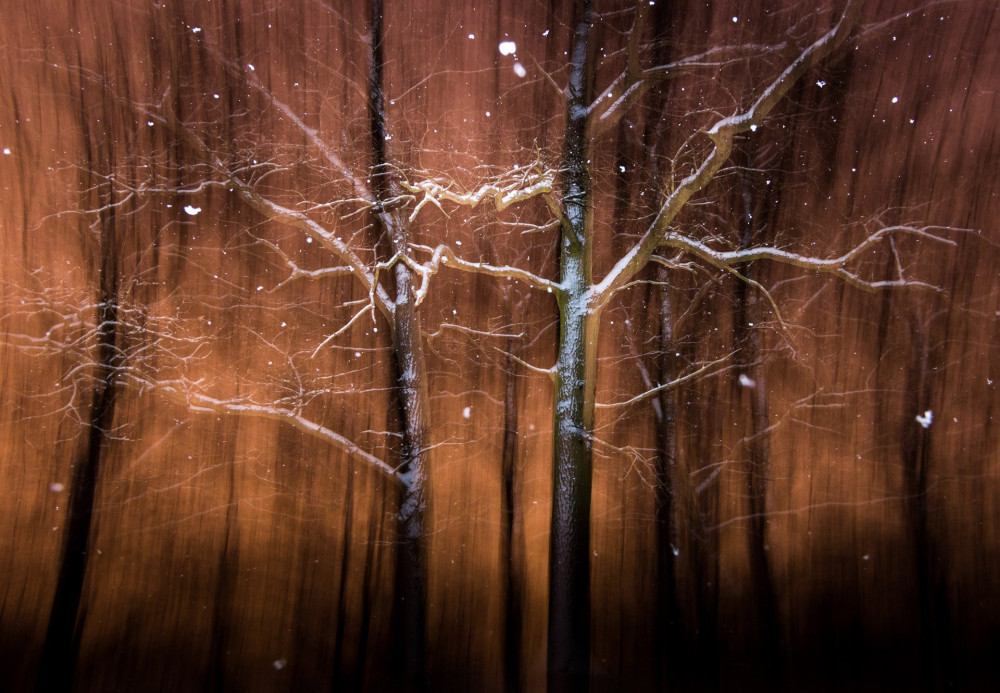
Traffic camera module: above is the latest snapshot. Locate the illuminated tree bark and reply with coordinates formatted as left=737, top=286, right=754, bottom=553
left=367, top=1, right=431, bottom=687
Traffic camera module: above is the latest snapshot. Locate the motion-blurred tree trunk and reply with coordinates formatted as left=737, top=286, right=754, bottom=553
left=35, top=77, right=126, bottom=693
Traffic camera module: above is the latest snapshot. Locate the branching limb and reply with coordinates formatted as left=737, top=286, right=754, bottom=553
left=593, top=3, right=862, bottom=309
left=196, top=35, right=374, bottom=204
left=259, top=238, right=356, bottom=288
left=588, top=41, right=787, bottom=140
left=409, top=243, right=562, bottom=296
left=400, top=165, right=556, bottom=223
left=661, top=224, right=956, bottom=294
left=138, top=377, right=399, bottom=481
left=68, top=70, right=397, bottom=327
left=142, top=97, right=396, bottom=323
left=310, top=301, right=379, bottom=357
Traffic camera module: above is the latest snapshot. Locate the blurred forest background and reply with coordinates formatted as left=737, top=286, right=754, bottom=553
left=1, top=0, right=999, bottom=691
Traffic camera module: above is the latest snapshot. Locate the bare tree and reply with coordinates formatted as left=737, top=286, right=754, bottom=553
left=25, top=1, right=443, bottom=689
left=393, top=1, right=957, bottom=688
left=16, top=1, right=968, bottom=690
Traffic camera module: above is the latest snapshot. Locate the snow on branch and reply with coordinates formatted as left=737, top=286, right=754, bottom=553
left=588, top=40, right=788, bottom=140
left=258, top=238, right=357, bottom=288
left=132, top=377, right=400, bottom=482
left=659, top=224, right=957, bottom=294
left=593, top=3, right=863, bottom=307
left=400, top=165, right=557, bottom=223
left=408, top=243, right=561, bottom=298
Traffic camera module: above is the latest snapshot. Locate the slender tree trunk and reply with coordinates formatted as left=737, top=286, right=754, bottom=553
left=734, top=174, right=783, bottom=688
left=387, top=268, right=431, bottom=690
left=36, top=273, right=119, bottom=693
left=637, top=4, right=683, bottom=681
left=208, top=420, right=240, bottom=693
left=500, top=340, right=523, bottom=693
left=901, top=319, right=950, bottom=691
left=36, top=100, right=121, bottom=686
left=652, top=278, right=684, bottom=689
left=548, top=2, right=597, bottom=689
left=368, top=0, right=430, bottom=687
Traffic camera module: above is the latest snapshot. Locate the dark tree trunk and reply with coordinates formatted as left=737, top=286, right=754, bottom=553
left=500, top=340, right=523, bottom=693
left=901, top=317, right=952, bottom=691
left=548, top=1, right=597, bottom=690
left=368, top=0, right=430, bottom=688
left=35, top=70, right=123, bottom=685
left=652, top=279, right=685, bottom=688
left=733, top=167, right=783, bottom=688
left=36, top=238, right=120, bottom=693
left=208, top=420, right=240, bottom=693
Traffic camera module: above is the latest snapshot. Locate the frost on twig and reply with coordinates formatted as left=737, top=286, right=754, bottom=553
left=400, top=164, right=556, bottom=223
left=408, top=243, right=561, bottom=297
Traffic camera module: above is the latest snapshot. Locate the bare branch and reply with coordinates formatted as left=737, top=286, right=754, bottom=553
left=588, top=41, right=788, bottom=140
left=593, top=4, right=862, bottom=307
left=595, top=356, right=729, bottom=409
left=660, top=224, right=956, bottom=294
left=400, top=165, right=556, bottom=223
left=259, top=238, right=357, bottom=288
left=197, top=35, right=374, bottom=203
left=493, top=346, right=557, bottom=381
left=409, top=243, right=561, bottom=296
left=144, top=380, right=400, bottom=481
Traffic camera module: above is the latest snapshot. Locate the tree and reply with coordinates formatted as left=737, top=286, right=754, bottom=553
left=19, top=0, right=438, bottom=689
left=5, top=0, right=977, bottom=690
left=394, top=1, right=956, bottom=687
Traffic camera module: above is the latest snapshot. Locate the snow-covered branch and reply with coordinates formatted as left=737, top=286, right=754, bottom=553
left=129, top=376, right=400, bottom=481
left=588, top=40, right=788, bottom=140
left=400, top=165, right=556, bottom=223
left=593, top=3, right=862, bottom=308
left=659, top=224, right=956, bottom=294
left=408, top=243, right=562, bottom=297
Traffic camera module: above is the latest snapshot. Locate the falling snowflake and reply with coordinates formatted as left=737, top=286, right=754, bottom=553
left=183, top=205, right=201, bottom=216
left=915, top=410, right=933, bottom=428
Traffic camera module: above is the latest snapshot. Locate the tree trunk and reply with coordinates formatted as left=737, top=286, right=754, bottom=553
left=500, top=340, right=523, bottom=693
left=734, top=173, right=783, bottom=687
left=388, top=266, right=431, bottom=691
left=368, top=0, right=430, bottom=687
left=652, top=278, right=684, bottom=689
left=36, top=287, right=119, bottom=693
left=36, top=115, right=121, bottom=688
left=548, top=3, right=596, bottom=689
